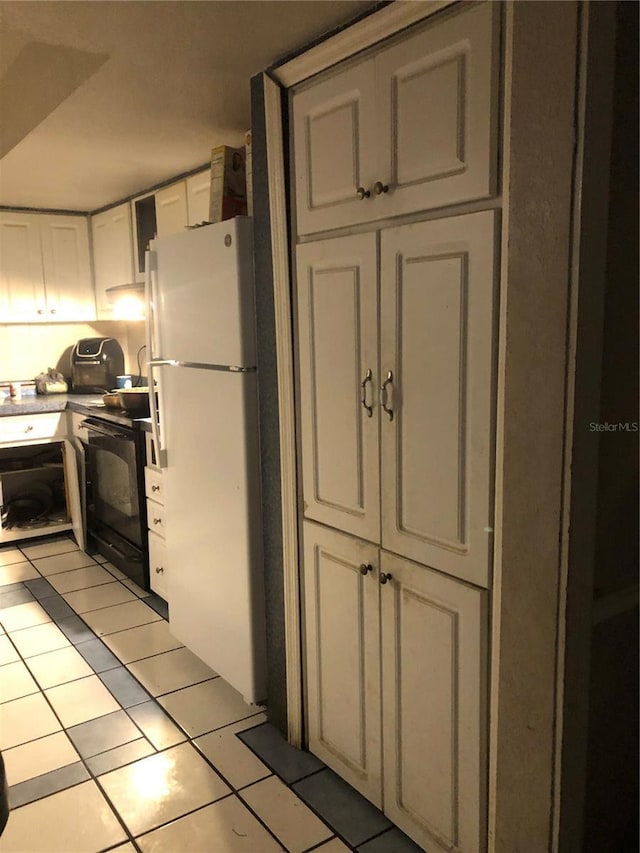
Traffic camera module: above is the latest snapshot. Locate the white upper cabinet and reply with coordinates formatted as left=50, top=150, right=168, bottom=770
left=0, top=211, right=93, bottom=322
left=0, top=212, right=45, bottom=322
left=293, top=2, right=498, bottom=235
left=155, top=181, right=188, bottom=237
left=296, top=232, right=380, bottom=543
left=186, top=170, right=211, bottom=225
left=92, top=203, right=135, bottom=319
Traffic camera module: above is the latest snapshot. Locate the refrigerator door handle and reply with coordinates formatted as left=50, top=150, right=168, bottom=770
left=145, top=250, right=167, bottom=468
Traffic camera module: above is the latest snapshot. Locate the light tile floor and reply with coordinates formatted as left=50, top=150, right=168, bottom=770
left=0, top=534, right=424, bottom=853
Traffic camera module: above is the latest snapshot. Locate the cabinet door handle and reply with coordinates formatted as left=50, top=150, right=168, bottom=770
left=379, top=572, right=393, bottom=585
left=24, top=425, right=34, bottom=433
left=360, top=369, right=373, bottom=418
left=356, top=186, right=370, bottom=200
left=151, top=484, right=160, bottom=492
left=373, top=181, right=389, bottom=195
left=380, top=370, right=394, bottom=421
left=155, top=566, right=164, bottom=574
left=359, top=563, right=373, bottom=576
left=153, top=517, right=162, bottom=525
left=37, top=309, right=45, bottom=315
left=49, top=308, right=57, bottom=315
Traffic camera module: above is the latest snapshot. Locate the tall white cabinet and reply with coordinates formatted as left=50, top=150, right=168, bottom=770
left=292, top=4, right=498, bottom=852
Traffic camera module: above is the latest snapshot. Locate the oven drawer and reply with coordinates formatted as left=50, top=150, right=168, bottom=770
left=148, top=530, right=168, bottom=599
left=144, top=466, right=164, bottom=503
left=146, top=497, right=166, bottom=538
left=0, top=413, right=64, bottom=445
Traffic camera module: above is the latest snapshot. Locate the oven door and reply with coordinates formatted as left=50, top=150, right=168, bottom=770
left=83, top=418, right=143, bottom=548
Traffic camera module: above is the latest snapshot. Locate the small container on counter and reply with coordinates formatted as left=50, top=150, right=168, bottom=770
left=9, top=382, right=22, bottom=400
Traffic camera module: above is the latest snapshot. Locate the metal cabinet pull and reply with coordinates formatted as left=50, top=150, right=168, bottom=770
left=155, top=566, right=164, bottom=574
left=153, top=517, right=162, bottom=525
left=379, top=572, right=393, bottom=585
left=356, top=186, right=370, bottom=200
left=359, top=563, right=373, bottom=576
left=373, top=181, right=389, bottom=195
left=151, top=484, right=160, bottom=492
left=360, top=369, right=373, bottom=418
left=380, top=371, right=394, bottom=421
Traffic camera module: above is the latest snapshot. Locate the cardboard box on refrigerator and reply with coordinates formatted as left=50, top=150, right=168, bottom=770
left=209, top=145, right=247, bottom=222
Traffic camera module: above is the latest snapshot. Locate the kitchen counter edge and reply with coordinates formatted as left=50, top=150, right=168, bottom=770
left=0, top=395, right=152, bottom=432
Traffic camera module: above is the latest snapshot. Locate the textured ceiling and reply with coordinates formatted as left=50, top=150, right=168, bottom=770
left=0, top=0, right=375, bottom=212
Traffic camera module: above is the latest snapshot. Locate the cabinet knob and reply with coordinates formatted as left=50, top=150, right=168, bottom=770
left=359, top=563, right=373, bottom=576
left=151, top=484, right=160, bottom=492
left=37, top=309, right=45, bottom=315
left=24, top=425, right=34, bottom=433
left=153, top=517, right=162, bottom=525
left=379, top=572, right=393, bottom=585
left=373, top=181, right=389, bottom=195
left=49, top=308, right=57, bottom=315
left=356, top=186, right=370, bottom=200
left=155, top=566, right=164, bottom=574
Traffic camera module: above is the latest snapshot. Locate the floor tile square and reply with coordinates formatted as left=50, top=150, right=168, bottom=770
left=56, top=614, right=96, bottom=645
left=81, top=599, right=162, bottom=636
left=20, top=536, right=79, bottom=560
left=45, top=674, right=120, bottom=727
left=25, top=645, right=94, bottom=688
left=0, top=585, right=35, bottom=609
left=194, top=713, right=269, bottom=790
left=0, top=547, right=25, bottom=567
left=0, top=659, right=39, bottom=703
left=238, top=721, right=325, bottom=784
left=75, top=638, right=122, bottom=672
left=0, top=634, right=19, bottom=665
left=315, top=838, right=351, bottom=852
left=241, top=774, right=333, bottom=852
left=158, top=677, right=256, bottom=738
left=356, top=827, right=427, bottom=852
left=62, top=581, right=138, bottom=613
left=0, top=561, right=39, bottom=586
left=46, top=564, right=116, bottom=594
left=121, top=577, right=147, bottom=597
left=0, top=779, right=126, bottom=852
left=101, top=560, right=126, bottom=577
left=9, top=621, right=71, bottom=658
left=102, top=619, right=183, bottom=664
left=38, top=594, right=76, bottom=622
left=0, top=600, right=51, bottom=632
left=99, top=741, right=230, bottom=836
left=86, top=738, right=155, bottom=777
left=99, top=666, right=151, bottom=707
left=9, top=761, right=90, bottom=809
left=0, top=692, right=62, bottom=750
left=293, top=769, right=392, bottom=848
left=126, top=701, right=187, bottom=750
left=23, top=577, right=58, bottom=600
left=2, top=731, right=80, bottom=786
left=32, top=549, right=95, bottom=576
left=137, top=794, right=283, bottom=853
left=66, top=708, right=142, bottom=759
left=127, top=647, right=216, bottom=697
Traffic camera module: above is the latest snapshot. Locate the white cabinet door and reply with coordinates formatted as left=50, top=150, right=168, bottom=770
left=0, top=211, right=46, bottom=322
left=379, top=211, right=496, bottom=588
left=92, top=203, right=135, bottom=318
left=296, top=233, right=380, bottom=543
left=303, top=521, right=382, bottom=805
left=155, top=181, right=188, bottom=237
left=186, top=170, right=211, bottom=225
left=39, top=215, right=94, bottom=321
left=293, top=59, right=377, bottom=236
left=148, top=530, right=168, bottom=600
left=380, top=550, right=487, bottom=853
left=375, top=1, right=499, bottom=219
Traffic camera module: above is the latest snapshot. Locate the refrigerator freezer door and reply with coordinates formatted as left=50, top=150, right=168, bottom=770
left=153, top=217, right=256, bottom=368
left=162, top=363, right=267, bottom=704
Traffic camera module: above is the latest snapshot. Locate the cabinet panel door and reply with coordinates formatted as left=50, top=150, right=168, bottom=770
left=376, top=1, right=499, bottom=217
left=293, top=59, right=377, bottom=236
left=155, top=181, right=188, bottom=237
left=380, top=211, right=496, bottom=588
left=380, top=551, right=487, bottom=853
left=186, top=171, right=211, bottom=226
left=0, top=211, right=45, bottom=322
left=297, top=233, right=380, bottom=543
left=148, top=530, right=168, bottom=600
left=92, top=203, right=135, bottom=318
left=303, top=521, right=382, bottom=805
left=39, top=215, right=94, bottom=321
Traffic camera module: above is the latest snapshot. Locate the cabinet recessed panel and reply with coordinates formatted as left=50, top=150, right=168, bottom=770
left=380, top=212, right=495, bottom=588
left=297, top=234, right=380, bottom=542
left=308, top=101, right=359, bottom=208
left=0, top=213, right=45, bottom=321
left=381, top=551, right=487, bottom=853
left=303, top=522, right=381, bottom=805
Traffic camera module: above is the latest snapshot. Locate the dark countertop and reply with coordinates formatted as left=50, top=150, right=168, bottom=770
left=0, top=394, right=152, bottom=431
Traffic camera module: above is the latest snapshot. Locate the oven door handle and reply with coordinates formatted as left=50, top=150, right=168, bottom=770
left=90, top=531, right=142, bottom=563
left=80, top=420, right=131, bottom=441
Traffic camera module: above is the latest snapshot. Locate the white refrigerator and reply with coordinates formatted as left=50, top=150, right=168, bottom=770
left=145, top=217, right=266, bottom=704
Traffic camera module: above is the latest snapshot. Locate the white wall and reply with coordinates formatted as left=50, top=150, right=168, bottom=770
left=0, top=320, right=146, bottom=384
